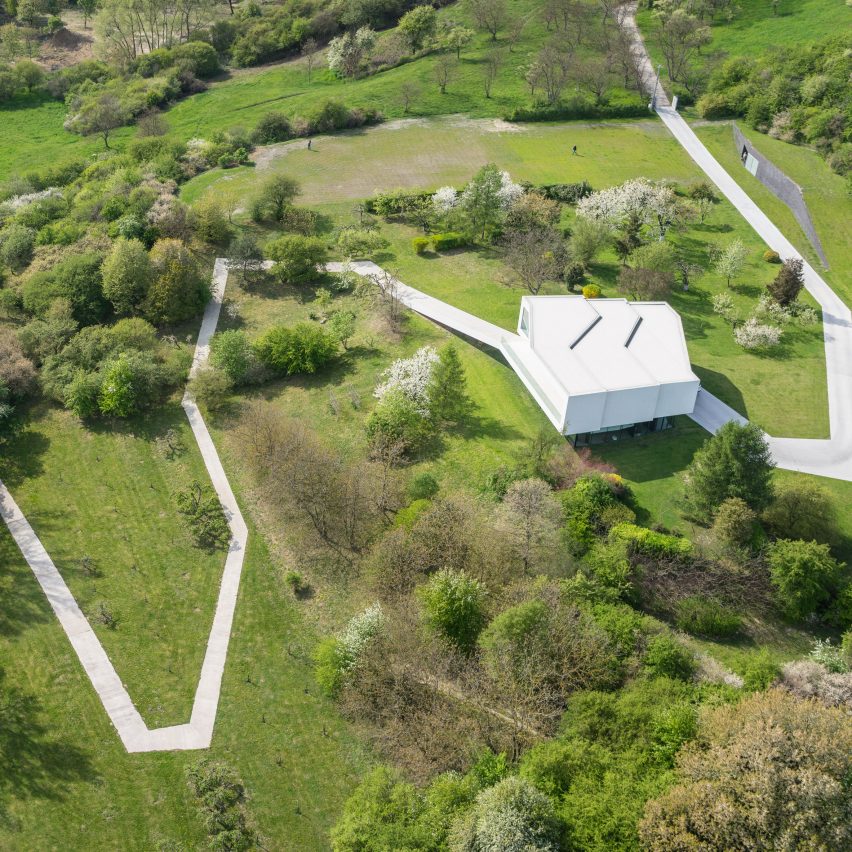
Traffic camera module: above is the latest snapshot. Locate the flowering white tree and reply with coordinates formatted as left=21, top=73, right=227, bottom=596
left=497, top=170, right=525, bottom=209
left=432, top=185, right=458, bottom=212
left=337, top=602, right=385, bottom=672
left=734, top=317, right=782, bottom=350
left=714, top=238, right=748, bottom=288
left=577, top=178, right=679, bottom=239
left=0, top=187, right=63, bottom=218
left=327, top=27, right=376, bottom=77
left=712, top=292, right=737, bottom=324
left=374, top=345, right=439, bottom=415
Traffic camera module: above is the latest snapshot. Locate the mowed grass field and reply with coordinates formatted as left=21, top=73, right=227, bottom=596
left=185, top=117, right=829, bottom=438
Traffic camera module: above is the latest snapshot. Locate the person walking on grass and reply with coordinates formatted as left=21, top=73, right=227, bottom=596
left=307, top=139, right=312, bottom=150
left=572, top=145, right=577, bottom=156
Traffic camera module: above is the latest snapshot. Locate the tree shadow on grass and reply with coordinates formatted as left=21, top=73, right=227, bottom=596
left=0, top=428, right=49, bottom=489
left=0, top=667, right=97, bottom=826
left=0, top=535, right=53, bottom=638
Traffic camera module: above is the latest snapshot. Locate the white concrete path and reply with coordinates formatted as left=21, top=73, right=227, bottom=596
left=622, top=4, right=852, bottom=482
left=0, top=258, right=248, bottom=752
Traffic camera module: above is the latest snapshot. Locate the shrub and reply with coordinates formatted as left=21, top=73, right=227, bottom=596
left=210, top=329, right=255, bottom=383
left=809, top=639, right=847, bottom=674
left=336, top=227, right=388, bottom=259
left=365, top=389, right=432, bottom=456
left=417, top=568, right=487, bottom=652
left=408, top=472, right=439, bottom=501
left=643, top=635, right=696, bottom=681
left=144, top=239, right=209, bottom=325
left=430, top=231, right=466, bottom=251
left=265, top=234, right=327, bottom=284
left=674, top=595, right=742, bottom=637
left=284, top=570, right=306, bottom=595
left=253, top=322, right=338, bottom=376
left=582, top=283, right=601, bottom=299
left=313, top=636, right=348, bottom=697
left=412, top=236, right=430, bottom=255
left=741, top=651, right=780, bottom=691
left=252, top=111, right=292, bottom=144
left=712, top=496, right=758, bottom=549
left=609, top=523, right=692, bottom=559
left=175, top=480, right=231, bottom=549
left=768, top=539, right=844, bottom=621
left=188, top=366, right=234, bottom=411
left=185, top=760, right=256, bottom=851
left=0, top=223, right=36, bottom=270
left=537, top=181, right=593, bottom=204
left=688, top=182, right=717, bottom=202
left=763, top=249, right=781, bottom=263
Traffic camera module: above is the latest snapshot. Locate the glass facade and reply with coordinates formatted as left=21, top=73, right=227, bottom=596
left=570, top=416, right=673, bottom=447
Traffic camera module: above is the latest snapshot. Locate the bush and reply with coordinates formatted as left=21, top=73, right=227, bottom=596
left=253, top=322, right=338, bottom=376
left=210, top=329, right=255, bottom=383
left=741, top=651, right=780, bottom=691
left=175, top=480, right=231, bottom=549
left=537, top=181, right=593, bottom=204
left=188, top=366, right=233, bottom=411
left=505, top=101, right=647, bottom=122
left=252, top=111, right=292, bottom=144
left=313, top=636, right=347, bottom=697
left=674, top=595, right=742, bottom=638
left=582, top=283, right=601, bottom=299
left=712, top=496, right=758, bottom=550
left=265, top=234, right=327, bottom=284
left=284, top=570, right=306, bottom=595
left=417, top=568, right=487, bottom=652
left=0, top=223, right=36, bottom=270
left=365, top=389, right=432, bottom=456
left=431, top=231, right=466, bottom=251
left=768, top=539, right=844, bottom=621
left=337, top=227, right=388, bottom=259
left=643, top=635, right=696, bottom=681
left=412, top=236, right=430, bottom=255
left=763, top=249, right=781, bottom=263
left=408, top=471, right=439, bottom=501
left=609, top=523, right=692, bottom=559
left=144, top=239, right=210, bottom=326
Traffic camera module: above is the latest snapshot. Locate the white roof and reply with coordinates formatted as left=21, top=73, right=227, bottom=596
left=519, top=295, right=697, bottom=396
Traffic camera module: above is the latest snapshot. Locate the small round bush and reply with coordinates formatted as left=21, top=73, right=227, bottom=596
left=643, top=635, right=695, bottom=681
left=763, top=249, right=781, bottom=263
left=582, top=283, right=602, bottom=299
left=284, top=570, right=306, bottom=594
left=741, top=651, right=780, bottom=691
left=408, top=472, right=439, bottom=501
left=412, top=236, right=430, bottom=255
left=674, top=595, right=742, bottom=638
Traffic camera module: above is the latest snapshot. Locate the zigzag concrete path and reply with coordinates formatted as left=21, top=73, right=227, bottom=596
left=0, top=258, right=247, bottom=752
left=622, top=4, right=852, bottom=482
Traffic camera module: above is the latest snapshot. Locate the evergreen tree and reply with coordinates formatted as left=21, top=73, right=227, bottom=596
left=683, top=422, right=774, bottom=519
left=767, top=257, right=804, bottom=306
left=428, top=344, right=473, bottom=424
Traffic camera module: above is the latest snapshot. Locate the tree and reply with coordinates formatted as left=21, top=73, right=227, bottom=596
left=98, top=353, right=138, bottom=417
left=482, top=48, right=502, bottom=97
left=434, top=53, right=457, bottom=94
left=714, top=238, right=748, bottom=287
left=655, top=9, right=711, bottom=83
left=762, top=480, right=837, bottom=545
left=618, top=266, right=673, bottom=301
left=428, top=344, right=473, bottom=424
left=101, top=237, right=152, bottom=315
left=399, top=79, right=421, bottom=112
left=683, top=421, right=774, bottom=518
left=253, top=174, right=300, bottom=223
left=469, top=0, right=507, bottom=41
left=328, top=309, right=357, bottom=349
left=767, top=539, right=843, bottom=621
left=175, top=480, right=231, bottom=549
left=0, top=328, right=36, bottom=397
left=210, top=329, right=254, bottom=383
left=569, top=217, right=609, bottom=269
left=326, top=26, right=375, bottom=78
left=643, top=635, right=696, bottom=681
left=143, top=239, right=209, bottom=326
left=253, top=322, right=338, bottom=375
left=459, top=163, right=504, bottom=241
left=228, top=231, right=264, bottom=287
left=497, top=478, right=561, bottom=573
left=398, top=5, right=437, bottom=52
left=67, top=92, right=128, bottom=149
left=265, top=235, right=327, bottom=285
left=577, top=179, right=679, bottom=240
left=78, top=0, right=98, bottom=28
left=767, top=257, right=804, bottom=306
left=504, top=225, right=564, bottom=294
left=193, top=197, right=230, bottom=245
left=301, top=36, right=318, bottom=83
left=640, top=690, right=852, bottom=851
left=449, top=776, right=560, bottom=852
left=417, top=568, right=487, bottom=652
left=440, top=23, right=474, bottom=58
left=711, top=496, right=757, bottom=549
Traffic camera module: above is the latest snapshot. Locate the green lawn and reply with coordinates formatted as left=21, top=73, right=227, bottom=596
left=694, top=121, right=852, bottom=307
left=0, top=432, right=371, bottom=851
left=637, top=0, right=850, bottom=98
left=185, top=117, right=829, bottom=438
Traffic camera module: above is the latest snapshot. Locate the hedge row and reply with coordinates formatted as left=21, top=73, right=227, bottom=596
left=505, top=100, right=649, bottom=122
left=609, top=523, right=693, bottom=559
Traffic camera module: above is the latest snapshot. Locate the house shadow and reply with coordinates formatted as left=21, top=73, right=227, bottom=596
left=691, top=366, right=748, bottom=421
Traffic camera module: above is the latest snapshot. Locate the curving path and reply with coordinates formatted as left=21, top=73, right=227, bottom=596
left=622, top=4, right=852, bottom=482
left=0, top=259, right=248, bottom=752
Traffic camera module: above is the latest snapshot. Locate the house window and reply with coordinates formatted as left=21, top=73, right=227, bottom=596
left=520, top=308, right=529, bottom=336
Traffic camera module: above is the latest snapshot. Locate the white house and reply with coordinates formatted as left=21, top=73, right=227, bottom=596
left=499, top=295, right=700, bottom=445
